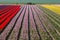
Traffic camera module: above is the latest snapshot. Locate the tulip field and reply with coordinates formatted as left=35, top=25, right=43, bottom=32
left=0, top=5, right=60, bottom=40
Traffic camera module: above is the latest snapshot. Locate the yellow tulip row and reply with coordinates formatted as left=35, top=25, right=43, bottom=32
left=41, top=5, right=60, bottom=15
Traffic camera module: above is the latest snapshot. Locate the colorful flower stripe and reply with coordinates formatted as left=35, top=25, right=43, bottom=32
left=0, top=5, right=20, bottom=29
left=0, top=6, right=16, bottom=19
left=42, top=5, right=60, bottom=14
left=0, top=6, right=12, bottom=14
left=0, top=7, right=18, bottom=23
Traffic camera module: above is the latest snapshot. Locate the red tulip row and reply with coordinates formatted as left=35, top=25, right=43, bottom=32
left=0, top=5, right=20, bottom=29
left=0, top=5, right=12, bottom=14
